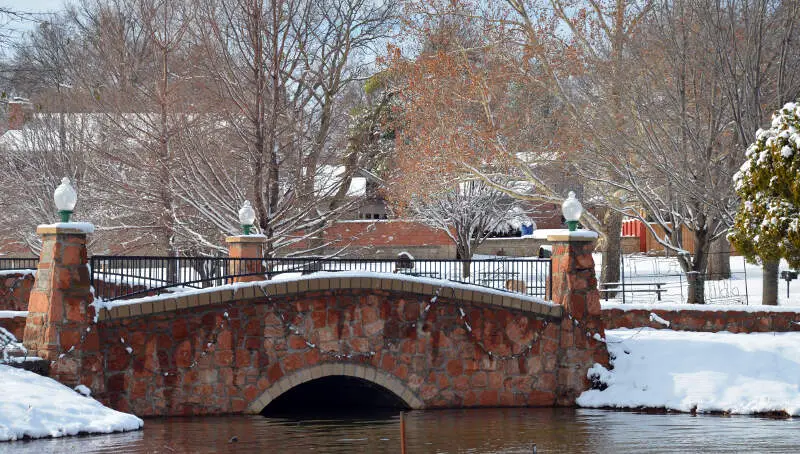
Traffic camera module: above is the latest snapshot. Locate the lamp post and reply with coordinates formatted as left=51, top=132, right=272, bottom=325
left=228, top=200, right=265, bottom=283
left=54, top=177, right=77, bottom=223
left=239, top=200, right=256, bottom=235
left=562, top=191, right=583, bottom=232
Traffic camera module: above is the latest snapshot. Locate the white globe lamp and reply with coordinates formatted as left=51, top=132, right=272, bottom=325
left=562, top=191, right=583, bottom=232
left=238, top=201, right=256, bottom=235
left=54, top=177, right=78, bottom=223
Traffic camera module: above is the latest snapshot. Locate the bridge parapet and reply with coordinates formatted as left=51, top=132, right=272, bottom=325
left=96, top=274, right=562, bottom=322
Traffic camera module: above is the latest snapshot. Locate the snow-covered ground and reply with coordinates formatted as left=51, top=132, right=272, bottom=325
left=0, top=269, right=35, bottom=277
left=578, top=328, right=800, bottom=416
left=0, top=365, right=143, bottom=442
left=596, top=253, right=800, bottom=307
left=0, top=311, right=27, bottom=319
left=1, top=326, right=142, bottom=442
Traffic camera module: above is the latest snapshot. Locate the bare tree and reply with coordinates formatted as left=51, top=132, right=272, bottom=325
left=410, top=180, right=520, bottom=277
left=703, top=0, right=800, bottom=303
left=600, top=0, right=738, bottom=304
left=0, top=0, right=398, bottom=260
left=69, top=0, right=198, bottom=257
left=194, top=0, right=397, bottom=257
left=0, top=7, right=37, bottom=55
left=0, top=16, right=97, bottom=254
left=0, top=112, right=95, bottom=253
left=394, top=0, right=655, bottom=291
left=514, top=0, right=655, bottom=292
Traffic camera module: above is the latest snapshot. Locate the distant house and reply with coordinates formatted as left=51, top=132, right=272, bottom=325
left=295, top=173, right=569, bottom=259
left=2, top=97, right=34, bottom=134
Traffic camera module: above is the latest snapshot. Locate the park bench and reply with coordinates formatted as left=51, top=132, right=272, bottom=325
left=599, top=282, right=668, bottom=301
left=396, top=269, right=441, bottom=279
left=478, top=271, right=532, bottom=294
left=478, top=270, right=520, bottom=285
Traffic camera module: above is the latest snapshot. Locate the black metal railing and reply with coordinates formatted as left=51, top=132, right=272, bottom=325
left=0, top=257, right=39, bottom=271
left=90, top=256, right=552, bottom=302
left=602, top=252, right=753, bottom=305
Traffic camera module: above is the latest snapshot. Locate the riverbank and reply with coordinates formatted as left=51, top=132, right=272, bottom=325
left=578, top=328, right=800, bottom=416
left=0, top=365, right=143, bottom=442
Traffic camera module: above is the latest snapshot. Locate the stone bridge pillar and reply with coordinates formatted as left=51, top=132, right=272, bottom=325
left=226, top=235, right=267, bottom=283
left=547, top=230, right=609, bottom=402
left=23, top=224, right=95, bottom=385
left=548, top=232, right=602, bottom=322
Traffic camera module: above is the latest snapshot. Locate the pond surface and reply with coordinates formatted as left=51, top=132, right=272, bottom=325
left=2, top=408, right=798, bottom=453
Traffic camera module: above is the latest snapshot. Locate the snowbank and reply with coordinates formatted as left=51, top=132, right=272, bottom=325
left=0, top=311, right=27, bottom=319
left=0, top=269, right=35, bottom=277
left=577, top=329, right=800, bottom=415
left=0, top=365, right=143, bottom=441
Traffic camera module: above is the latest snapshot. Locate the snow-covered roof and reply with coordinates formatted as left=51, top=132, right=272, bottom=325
left=315, top=165, right=367, bottom=197
left=0, top=113, right=105, bottom=150
left=492, top=206, right=534, bottom=233
left=0, top=129, right=24, bottom=147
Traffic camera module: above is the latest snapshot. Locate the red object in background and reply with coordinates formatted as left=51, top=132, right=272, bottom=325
left=621, top=219, right=646, bottom=253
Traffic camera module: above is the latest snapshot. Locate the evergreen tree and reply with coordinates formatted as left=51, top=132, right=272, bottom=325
left=729, top=102, right=800, bottom=269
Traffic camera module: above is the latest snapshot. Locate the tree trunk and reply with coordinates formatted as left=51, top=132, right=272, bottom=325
left=461, top=259, right=471, bottom=280
left=600, top=211, right=622, bottom=297
left=762, top=259, right=779, bottom=306
left=686, top=271, right=705, bottom=304
left=706, top=236, right=731, bottom=280
left=685, top=227, right=710, bottom=304
left=455, top=246, right=471, bottom=279
left=59, top=111, right=67, bottom=155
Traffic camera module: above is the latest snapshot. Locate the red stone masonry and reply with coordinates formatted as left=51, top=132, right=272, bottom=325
left=226, top=235, right=267, bottom=283
left=602, top=307, right=800, bottom=333
left=0, top=272, right=35, bottom=311
left=0, top=313, right=26, bottom=339
left=90, top=290, right=551, bottom=415
left=547, top=234, right=610, bottom=403
left=0, top=271, right=142, bottom=312
left=21, top=225, right=611, bottom=416
left=78, top=277, right=611, bottom=416
left=23, top=225, right=96, bottom=385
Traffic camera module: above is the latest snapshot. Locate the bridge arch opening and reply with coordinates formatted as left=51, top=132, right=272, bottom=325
left=261, top=375, right=409, bottom=416
left=248, top=365, right=424, bottom=415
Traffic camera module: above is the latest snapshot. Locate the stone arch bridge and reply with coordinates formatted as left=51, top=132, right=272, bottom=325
left=21, top=225, right=607, bottom=417
left=54, top=274, right=604, bottom=416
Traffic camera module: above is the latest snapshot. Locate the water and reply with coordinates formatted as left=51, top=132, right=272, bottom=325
left=2, top=408, right=798, bottom=453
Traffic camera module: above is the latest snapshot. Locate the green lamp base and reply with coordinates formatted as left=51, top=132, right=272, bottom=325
left=58, top=210, right=72, bottom=223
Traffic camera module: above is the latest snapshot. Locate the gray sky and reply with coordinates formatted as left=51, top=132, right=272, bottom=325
left=2, top=0, right=69, bottom=33
left=1, top=0, right=69, bottom=53
left=1, top=0, right=65, bottom=13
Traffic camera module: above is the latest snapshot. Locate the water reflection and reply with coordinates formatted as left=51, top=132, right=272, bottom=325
left=2, top=408, right=798, bottom=453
